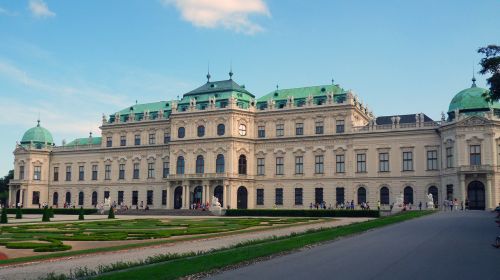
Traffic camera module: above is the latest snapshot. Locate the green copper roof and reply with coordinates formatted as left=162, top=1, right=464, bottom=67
left=448, top=82, right=500, bottom=112
left=112, top=101, right=172, bottom=122
left=256, top=84, right=346, bottom=109
left=184, top=79, right=254, bottom=97
left=20, top=120, right=54, bottom=145
left=65, top=137, right=102, bottom=146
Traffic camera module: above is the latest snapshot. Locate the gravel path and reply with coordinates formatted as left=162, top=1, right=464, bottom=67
left=0, top=218, right=371, bottom=280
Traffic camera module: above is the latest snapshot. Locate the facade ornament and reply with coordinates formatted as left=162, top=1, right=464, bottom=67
left=249, top=98, right=256, bottom=108
left=454, top=108, right=459, bottom=121
left=128, top=112, right=134, bottom=122
left=287, top=95, right=294, bottom=108
left=114, top=113, right=120, bottom=123
left=144, top=110, right=150, bottom=120
left=102, top=113, right=107, bottom=124
left=327, top=93, right=334, bottom=104
left=441, top=111, right=446, bottom=122
left=306, top=94, right=314, bottom=106
left=267, top=98, right=275, bottom=109
left=189, top=97, right=197, bottom=109
left=209, top=96, right=216, bottom=109
left=171, top=101, right=178, bottom=111
left=158, top=109, right=163, bottom=119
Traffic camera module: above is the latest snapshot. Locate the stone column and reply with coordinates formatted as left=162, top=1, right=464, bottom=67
left=459, top=174, right=466, bottom=202
left=166, top=186, right=171, bottom=209
left=182, top=185, right=188, bottom=209
left=20, top=188, right=25, bottom=207
left=8, top=186, right=13, bottom=207
left=223, top=184, right=228, bottom=209
left=486, top=176, right=493, bottom=209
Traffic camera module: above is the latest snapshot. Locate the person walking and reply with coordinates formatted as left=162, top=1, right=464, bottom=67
left=419, top=201, right=422, bottom=210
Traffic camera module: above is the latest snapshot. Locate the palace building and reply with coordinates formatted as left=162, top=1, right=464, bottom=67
left=8, top=73, right=500, bottom=210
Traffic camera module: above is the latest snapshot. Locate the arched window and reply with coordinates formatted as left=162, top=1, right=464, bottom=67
left=91, top=191, right=98, bottom=206
left=78, top=191, right=84, bottom=206
left=404, top=186, right=414, bottom=204
left=195, top=155, right=204, bottom=174
left=197, top=125, right=205, bottom=137
left=65, top=191, right=71, bottom=204
left=238, top=155, right=247, bottom=175
left=176, top=156, right=185, bottom=174
left=52, top=192, right=59, bottom=206
left=178, top=127, right=185, bottom=139
left=380, top=186, right=390, bottom=205
left=217, top=124, right=225, bottom=136
left=216, top=154, right=225, bottom=173
left=357, top=186, right=366, bottom=204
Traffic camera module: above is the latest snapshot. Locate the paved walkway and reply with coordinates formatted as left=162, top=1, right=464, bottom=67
left=0, top=218, right=370, bottom=280
left=209, top=211, right=500, bottom=280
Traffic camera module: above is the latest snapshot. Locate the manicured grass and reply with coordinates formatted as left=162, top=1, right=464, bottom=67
left=90, top=211, right=433, bottom=280
left=0, top=217, right=316, bottom=255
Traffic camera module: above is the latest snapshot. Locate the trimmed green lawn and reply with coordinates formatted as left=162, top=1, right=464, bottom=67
left=0, top=217, right=316, bottom=254
left=92, top=211, right=433, bottom=280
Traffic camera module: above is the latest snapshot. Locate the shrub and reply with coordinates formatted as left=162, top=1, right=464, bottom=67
left=0, top=207, right=7, bottom=224
left=225, top=209, right=380, bottom=218
left=78, top=207, right=85, bottom=220
left=108, top=206, right=115, bottom=219
left=42, top=206, right=50, bottom=222
left=49, top=207, right=54, bottom=218
left=5, top=208, right=97, bottom=215
left=15, top=207, right=22, bottom=219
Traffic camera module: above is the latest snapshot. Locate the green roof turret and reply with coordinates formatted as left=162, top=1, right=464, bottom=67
left=448, top=77, right=500, bottom=113
left=20, top=120, right=54, bottom=145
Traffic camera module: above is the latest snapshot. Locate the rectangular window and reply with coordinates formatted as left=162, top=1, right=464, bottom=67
left=276, top=157, right=284, bottom=175
left=32, top=191, right=40, bottom=205
left=403, top=152, right=413, bottom=171
left=336, top=155, right=345, bottom=173
left=336, top=187, right=345, bottom=204
left=257, top=158, right=265, bottom=175
left=294, top=188, right=303, bottom=205
left=53, top=167, right=59, bottom=181
left=356, top=153, right=366, bottom=173
left=118, top=191, right=124, bottom=204
left=315, top=121, right=324, bottom=134
left=149, top=133, right=156, bottom=145
left=105, top=164, right=111, bottom=180
left=276, top=124, right=284, bottom=137
left=164, top=133, right=170, bottom=144
left=295, top=156, right=304, bottom=175
left=65, top=166, right=72, bottom=181
left=163, top=161, right=169, bottom=178
left=295, top=123, right=304, bottom=135
left=148, top=163, right=155, bottom=178
left=132, top=191, right=138, bottom=206
left=147, top=190, right=153, bottom=205
left=19, top=166, right=25, bottom=180
left=92, top=165, right=98, bottom=180
left=78, top=166, right=84, bottom=181
left=315, top=188, right=323, bottom=204
left=427, top=150, right=438, bottom=170
left=315, top=155, right=324, bottom=174
left=33, top=166, right=41, bottom=181
left=470, top=145, right=481, bottom=165
left=379, top=153, right=389, bottom=172
left=106, top=136, right=112, bottom=147
left=258, top=126, right=266, bottom=138
left=256, top=189, right=264, bottom=205
left=446, top=147, right=453, bottom=168
left=162, top=190, right=167, bottom=205
left=336, top=120, right=345, bottom=133
left=133, top=163, right=140, bottom=179
left=134, top=134, right=141, bottom=146
left=120, top=135, right=126, bottom=146
left=119, top=164, right=125, bottom=180
left=275, top=188, right=283, bottom=205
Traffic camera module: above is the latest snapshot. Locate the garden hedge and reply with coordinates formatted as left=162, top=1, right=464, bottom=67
left=225, top=209, right=380, bottom=218
left=5, top=208, right=98, bottom=215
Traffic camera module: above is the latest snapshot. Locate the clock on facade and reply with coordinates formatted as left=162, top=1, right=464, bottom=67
left=239, top=124, right=247, bottom=136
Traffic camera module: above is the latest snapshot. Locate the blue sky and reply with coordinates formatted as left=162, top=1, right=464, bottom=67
left=0, top=0, right=499, bottom=176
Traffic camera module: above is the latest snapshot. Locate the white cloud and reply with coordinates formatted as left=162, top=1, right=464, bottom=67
left=28, top=0, right=55, bottom=18
left=162, top=0, right=270, bottom=34
left=0, top=6, right=17, bottom=16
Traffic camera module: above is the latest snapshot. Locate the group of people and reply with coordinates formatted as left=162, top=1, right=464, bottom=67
left=190, top=201, right=210, bottom=210
left=307, top=200, right=374, bottom=210
left=442, top=198, right=467, bottom=211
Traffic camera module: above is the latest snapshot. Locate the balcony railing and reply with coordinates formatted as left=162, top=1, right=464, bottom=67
left=459, top=165, right=495, bottom=173
left=167, top=172, right=253, bottom=180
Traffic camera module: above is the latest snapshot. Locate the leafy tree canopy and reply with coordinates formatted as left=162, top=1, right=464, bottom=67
left=478, top=45, right=500, bottom=102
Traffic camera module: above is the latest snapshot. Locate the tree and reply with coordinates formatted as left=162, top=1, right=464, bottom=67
left=42, top=206, right=50, bottom=222
left=49, top=206, right=54, bottom=218
left=78, top=207, right=85, bottom=220
left=0, top=206, right=7, bottom=224
left=15, top=207, right=22, bottom=219
left=108, top=206, right=115, bottom=219
left=478, top=45, right=500, bottom=102
left=0, top=170, right=14, bottom=205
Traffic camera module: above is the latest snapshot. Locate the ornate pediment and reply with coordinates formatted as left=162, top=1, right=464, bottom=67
left=456, top=115, right=489, bottom=127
